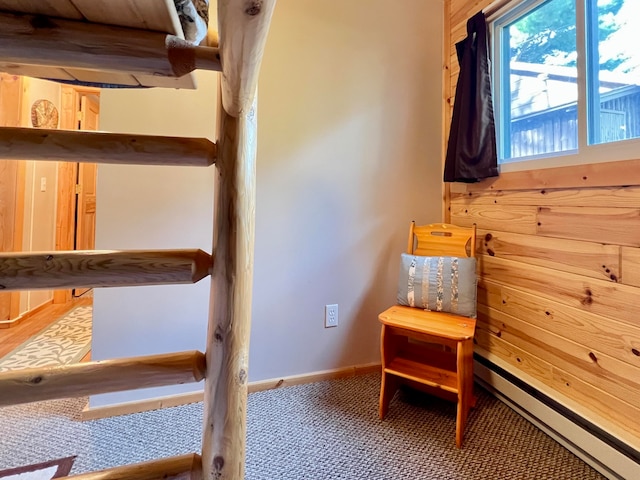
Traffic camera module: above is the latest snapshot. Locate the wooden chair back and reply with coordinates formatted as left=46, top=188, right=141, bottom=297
left=408, top=222, right=476, bottom=258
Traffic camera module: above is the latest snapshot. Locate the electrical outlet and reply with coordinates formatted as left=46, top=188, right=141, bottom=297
left=325, top=304, right=338, bottom=328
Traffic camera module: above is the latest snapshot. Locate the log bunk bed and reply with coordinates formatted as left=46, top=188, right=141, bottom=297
left=0, top=0, right=276, bottom=478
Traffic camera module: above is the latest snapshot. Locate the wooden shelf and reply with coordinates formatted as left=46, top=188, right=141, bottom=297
left=385, top=355, right=458, bottom=394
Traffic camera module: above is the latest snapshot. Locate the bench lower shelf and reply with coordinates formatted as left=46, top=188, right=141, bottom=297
left=384, top=355, right=459, bottom=395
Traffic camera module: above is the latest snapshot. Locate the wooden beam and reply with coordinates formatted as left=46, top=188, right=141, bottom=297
left=443, top=0, right=452, bottom=223
left=0, top=249, right=212, bottom=291
left=466, top=157, right=640, bottom=192
left=217, top=0, right=277, bottom=116
left=0, top=127, right=217, bottom=167
left=0, top=12, right=221, bottom=79
left=202, top=102, right=257, bottom=479
left=0, top=351, right=205, bottom=407
left=64, top=454, right=202, bottom=480
left=202, top=2, right=277, bottom=478
left=0, top=0, right=85, bottom=19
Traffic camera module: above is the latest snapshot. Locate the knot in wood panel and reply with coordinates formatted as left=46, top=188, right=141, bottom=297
left=30, top=15, right=55, bottom=29
left=581, top=288, right=593, bottom=305
left=245, top=1, right=263, bottom=15
left=213, top=455, right=225, bottom=473
left=214, top=325, right=224, bottom=343
left=238, top=368, right=247, bottom=384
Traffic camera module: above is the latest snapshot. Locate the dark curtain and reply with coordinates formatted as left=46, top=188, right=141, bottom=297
left=444, top=11, right=499, bottom=183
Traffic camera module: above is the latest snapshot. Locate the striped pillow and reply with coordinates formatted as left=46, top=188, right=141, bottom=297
left=397, top=254, right=477, bottom=318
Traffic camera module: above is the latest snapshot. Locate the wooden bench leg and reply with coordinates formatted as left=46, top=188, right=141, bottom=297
left=379, top=325, right=402, bottom=419
left=379, top=371, right=399, bottom=419
left=455, top=338, right=474, bottom=448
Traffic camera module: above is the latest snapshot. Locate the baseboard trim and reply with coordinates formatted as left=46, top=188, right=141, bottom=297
left=80, top=391, right=205, bottom=421
left=247, top=362, right=380, bottom=393
left=0, top=298, right=53, bottom=329
left=81, top=362, right=381, bottom=421
left=475, top=353, right=640, bottom=480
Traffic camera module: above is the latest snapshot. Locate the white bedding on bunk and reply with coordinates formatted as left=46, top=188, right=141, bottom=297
left=174, top=0, right=209, bottom=45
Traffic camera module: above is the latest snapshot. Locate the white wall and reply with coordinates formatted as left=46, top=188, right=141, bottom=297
left=19, top=78, right=62, bottom=313
left=249, top=0, right=444, bottom=380
left=91, top=0, right=444, bottom=407
left=20, top=160, right=58, bottom=313
left=91, top=70, right=217, bottom=407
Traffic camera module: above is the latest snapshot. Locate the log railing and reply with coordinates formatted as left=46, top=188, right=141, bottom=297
left=0, top=1, right=277, bottom=479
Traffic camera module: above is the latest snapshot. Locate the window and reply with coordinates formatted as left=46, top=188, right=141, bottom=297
left=492, top=0, right=640, bottom=165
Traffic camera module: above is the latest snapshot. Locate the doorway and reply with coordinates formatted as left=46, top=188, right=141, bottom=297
left=55, top=86, right=100, bottom=302
left=73, top=93, right=99, bottom=297
left=0, top=77, right=98, bottom=369
left=0, top=74, right=22, bottom=322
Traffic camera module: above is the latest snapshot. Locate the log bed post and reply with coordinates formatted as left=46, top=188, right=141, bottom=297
left=202, top=1, right=276, bottom=478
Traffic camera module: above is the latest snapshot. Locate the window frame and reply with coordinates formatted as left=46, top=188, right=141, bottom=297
left=489, top=0, right=640, bottom=173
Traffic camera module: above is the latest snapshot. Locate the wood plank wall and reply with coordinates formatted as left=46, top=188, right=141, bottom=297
left=445, top=0, right=640, bottom=450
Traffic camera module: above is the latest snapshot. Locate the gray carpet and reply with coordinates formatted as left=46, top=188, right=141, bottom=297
left=0, top=373, right=605, bottom=479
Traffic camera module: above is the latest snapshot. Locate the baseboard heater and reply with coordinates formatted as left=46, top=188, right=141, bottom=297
left=474, top=354, right=639, bottom=480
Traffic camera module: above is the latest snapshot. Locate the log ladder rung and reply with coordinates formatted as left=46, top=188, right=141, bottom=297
left=0, top=351, right=206, bottom=407
left=0, top=249, right=213, bottom=291
left=0, top=128, right=217, bottom=167
left=63, top=453, right=202, bottom=480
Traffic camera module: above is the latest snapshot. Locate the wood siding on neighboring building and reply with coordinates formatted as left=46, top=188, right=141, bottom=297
left=445, top=0, right=640, bottom=450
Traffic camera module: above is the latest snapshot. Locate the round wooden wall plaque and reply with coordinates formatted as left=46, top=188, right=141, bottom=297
left=31, top=99, right=59, bottom=128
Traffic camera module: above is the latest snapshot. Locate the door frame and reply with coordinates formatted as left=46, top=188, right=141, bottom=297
left=10, top=161, right=26, bottom=318
left=0, top=73, right=24, bottom=321
left=53, top=85, right=100, bottom=304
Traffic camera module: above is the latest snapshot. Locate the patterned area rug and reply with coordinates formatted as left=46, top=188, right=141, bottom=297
left=0, top=456, right=75, bottom=479
left=0, top=307, right=92, bottom=372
